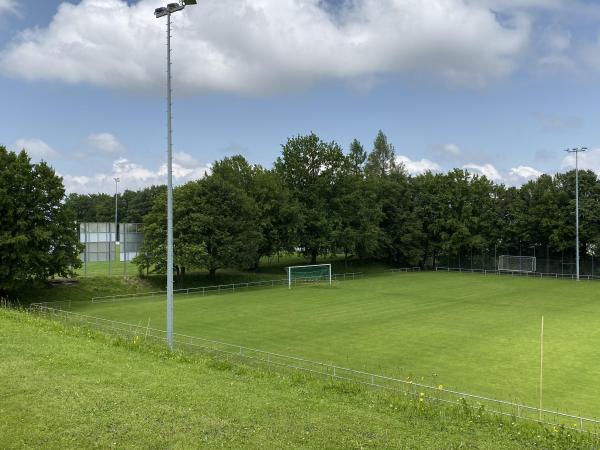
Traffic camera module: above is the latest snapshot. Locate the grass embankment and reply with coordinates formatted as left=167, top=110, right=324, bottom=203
left=74, top=271, right=600, bottom=418
left=0, top=308, right=594, bottom=449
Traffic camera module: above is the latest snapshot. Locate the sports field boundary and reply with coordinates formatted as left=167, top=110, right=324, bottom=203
left=27, top=303, right=600, bottom=434
left=89, top=271, right=365, bottom=304
left=435, top=266, right=600, bottom=281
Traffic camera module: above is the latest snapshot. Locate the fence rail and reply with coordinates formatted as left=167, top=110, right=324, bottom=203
left=28, top=304, right=600, bottom=433
left=90, top=272, right=364, bottom=304
left=384, top=267, right=422, bottom=273
left=436, top=266, right=600, bottom=281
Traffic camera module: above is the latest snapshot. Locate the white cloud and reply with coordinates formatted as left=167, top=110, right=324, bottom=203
left=562, top=148, right=600, bottom=174
left=441, top=144, right=461, bottom=156
left=0, top=0, right=531, bottom=95
left=463, top=163, right=503, bottom=181
left=14, top=138, right=61, bottom=160
left=62, top=152, right=211, bottom=194
left=85, top=132, right=124, bottom=154
left=506, top=165, right=543, bottom=184
left=397, top=155, right=441, bottom=175
left=0, top=0, right=17, bottom=15
left=462, top=162, right=543, bottom=185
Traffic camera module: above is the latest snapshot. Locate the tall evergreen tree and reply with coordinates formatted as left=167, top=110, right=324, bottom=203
left=365, top=130, right=398, bottom=177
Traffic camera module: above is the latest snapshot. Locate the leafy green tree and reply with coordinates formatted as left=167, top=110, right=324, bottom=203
left=120, top=185, right=166, bottom=223
left=0, top=147, right=82, bottom=293
left=275, top=133, right=349, bottom=264
left=212, top=155, right=299, bottom=265
left=135, top=172, right=261, bottom=279
left=65, top=193, right=113, bottom=222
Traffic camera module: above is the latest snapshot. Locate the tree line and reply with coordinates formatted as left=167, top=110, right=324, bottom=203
left=3, top=132, right=595, bottom=292
left=65, top=131, right=596, bottom=278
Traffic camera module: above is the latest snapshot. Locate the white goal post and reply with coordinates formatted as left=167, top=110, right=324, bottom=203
left=286, top=264, right=332, bottom=289
left=498, top=255, right=537, bottom=273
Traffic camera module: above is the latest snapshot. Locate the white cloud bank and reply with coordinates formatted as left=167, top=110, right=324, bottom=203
left=463, top=163, right=543, bottom=185
left=0, top=0, right=16, bottom=15
left=397, top=155, right=542, bottom=185
left=0, top=0, right=531, bottom=95
left=62, top=152, right=211, bottom=194
left=85, top=132, right=124, bottom=154
left=14, top=138, right=61, bottom=160
left=463, top=163, right=503, bottom=182
left=397, top=155, right=441, bottom=175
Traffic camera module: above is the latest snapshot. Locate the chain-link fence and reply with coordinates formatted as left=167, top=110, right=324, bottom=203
left=437, top=251, right=600, bottom=278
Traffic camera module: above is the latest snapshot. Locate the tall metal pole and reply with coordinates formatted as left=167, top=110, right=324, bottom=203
left=576, top=150, right=579, bottom=281
left=114, top=177, right=120, bottom=274
left=566, top=148, right=587, bottom=281
left=166, top=11, right=174, bottom=350
left=155, top=0, right=195, bottom=351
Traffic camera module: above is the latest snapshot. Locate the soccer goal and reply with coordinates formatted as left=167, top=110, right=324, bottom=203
left=498, top=255, right=536, bottom=273
left=286, top=264, right=332, bottom=289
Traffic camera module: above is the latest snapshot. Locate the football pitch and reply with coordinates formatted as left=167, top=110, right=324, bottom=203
left=71, top=271, right=600, bottom=417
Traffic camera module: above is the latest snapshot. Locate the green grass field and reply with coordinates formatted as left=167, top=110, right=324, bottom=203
left=68, top=271, right=600, bottom=418
left=2, top=308, right=595, bottom=449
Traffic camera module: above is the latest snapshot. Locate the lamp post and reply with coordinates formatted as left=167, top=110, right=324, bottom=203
left=565, top=147, right=587, bottom=281
left=114, top=177, right=120, bottom=274
left=155, top=0, right=197, bottom=350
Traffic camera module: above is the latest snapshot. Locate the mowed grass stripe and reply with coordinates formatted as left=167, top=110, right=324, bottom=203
left=72, top=272, right=600, bottom=417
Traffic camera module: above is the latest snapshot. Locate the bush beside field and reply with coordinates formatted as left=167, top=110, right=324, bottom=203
left=0, top=308, right=595, bottom=450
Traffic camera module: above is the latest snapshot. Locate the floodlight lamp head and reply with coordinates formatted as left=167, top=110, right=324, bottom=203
left=167, top=2, right=184, bottom=12
left=154, top=6, right=168, bottom=17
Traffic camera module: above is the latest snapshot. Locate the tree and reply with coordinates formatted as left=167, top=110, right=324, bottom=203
left=66, top=185, right=166, bottom=224
left=365, top=130, right=398, bottom=177
left=348, top=139, right=367, bottom=174
left=275, top=133, right=349, bottom=264
left=135, top=171, right=262, bottom=279
left=211, top=155, right=299, bottom=265
left=0, top=147, right=82, bottom=293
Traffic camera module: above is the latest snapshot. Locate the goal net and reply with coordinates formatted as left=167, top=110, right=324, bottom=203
left=498, top=255, right=536, bottom=273
left=286, top=264, right=332, bottom=288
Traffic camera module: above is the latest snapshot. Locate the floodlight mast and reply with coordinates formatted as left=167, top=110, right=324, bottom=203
left=154, top=0, right=196, bottom=350
left=565, top=147, right=587, bottom=281
left=114, top=177, right=120, bottom=267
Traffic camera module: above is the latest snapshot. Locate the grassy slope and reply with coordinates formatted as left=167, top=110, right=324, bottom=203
left=0, top=308, right=593, bottom=450
left=72, top=272, right=600, bottom=418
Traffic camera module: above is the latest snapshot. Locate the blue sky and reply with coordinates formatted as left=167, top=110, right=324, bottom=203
left=2, top=0, right=600, bottom=193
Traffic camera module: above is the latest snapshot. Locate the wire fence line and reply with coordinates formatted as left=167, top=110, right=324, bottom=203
left=90, top=272, right=365, bottom=304
left=435, top=266, right=600, bottom=281
left=27, top=303, right=600, bottom=434
left=384, top=267, right=422, bottom=273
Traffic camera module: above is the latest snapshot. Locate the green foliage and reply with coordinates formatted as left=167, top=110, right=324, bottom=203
left=136, top=160, right=262, bottom=278
left=0, top=147, right=82, bottom=293
left=66, top=130, right=600, bottom=275
left=66, top=185, right=166, bottom=223
left=275, top=133, right=350, bottom=263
